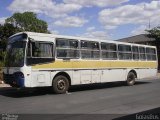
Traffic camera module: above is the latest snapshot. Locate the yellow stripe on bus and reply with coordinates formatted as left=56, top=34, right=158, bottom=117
left=31, top=60, right=157, bottom=69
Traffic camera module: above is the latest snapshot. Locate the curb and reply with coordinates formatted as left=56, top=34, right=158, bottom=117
left=0, top=81, right=10, bottom=88
left=0, top=84, right=10, bottom=88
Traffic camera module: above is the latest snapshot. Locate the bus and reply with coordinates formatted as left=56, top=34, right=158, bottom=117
left=3, top=32, right=158, bottom=94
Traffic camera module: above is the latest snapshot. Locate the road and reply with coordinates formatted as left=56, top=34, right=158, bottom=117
left=0, top=78, right=160, bottom=120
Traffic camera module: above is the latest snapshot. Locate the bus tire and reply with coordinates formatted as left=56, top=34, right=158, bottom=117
left=52, top=75, right=69, bottom=94
left=126, top=72, right=136, bottom=86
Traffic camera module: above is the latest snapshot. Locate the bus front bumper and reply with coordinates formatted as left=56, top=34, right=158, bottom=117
left=3, top=73, right=25, bottom=87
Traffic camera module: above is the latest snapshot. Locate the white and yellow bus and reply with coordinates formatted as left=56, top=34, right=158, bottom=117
left=3, top=32, right=157, bottom=93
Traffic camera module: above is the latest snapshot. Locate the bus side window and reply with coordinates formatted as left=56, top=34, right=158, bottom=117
left=56, top=38, right=79, bottom=59
left=132, top=46, right=139, bottom=60
left=81, top=41, right=91, bottom=59
left=31, top=42, right=53, bottom=58
left=146, top=48, right=156, bottom=61
left=27, top=41, right=54, bottom=65
left=139, top=47, right=146, bottom=60
left=118, top=44, right=132, bottom=60
left=101, top=42, right=117, bottom=60
left=91, top=42, right=100, bottom=59
left=81, top=41, right=100, bottom=59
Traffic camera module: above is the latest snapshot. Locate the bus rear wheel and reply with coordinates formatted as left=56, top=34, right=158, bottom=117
left=52, top=75, right=69, bottom=94
left=126, top=72, right=136, bottom=86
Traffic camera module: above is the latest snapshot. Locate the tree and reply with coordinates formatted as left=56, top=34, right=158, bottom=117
left=0, top=24, right=16, bottom=67
left=0, top=12, right=50, bottom=50
left=0, top=23, right=20, bottom=50
left=0, top=12, right=50, bottom=69
left=6, top=12, right=49, bottom=33
left=146, top=27, right=160, bottom=40
left=146, top=26, right=160, bottom=70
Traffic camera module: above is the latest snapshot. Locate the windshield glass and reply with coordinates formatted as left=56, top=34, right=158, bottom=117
left=5, top=34, right=27, bottom=67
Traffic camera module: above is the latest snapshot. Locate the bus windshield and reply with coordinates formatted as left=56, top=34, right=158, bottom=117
left=5, top=34, right=27, bottom=67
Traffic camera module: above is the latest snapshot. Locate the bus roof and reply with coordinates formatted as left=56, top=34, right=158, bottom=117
left=10, top=32, right=156, bottom=48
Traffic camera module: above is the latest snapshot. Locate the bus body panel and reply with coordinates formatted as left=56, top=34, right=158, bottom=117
left=2, top=32, right=158, bottom=89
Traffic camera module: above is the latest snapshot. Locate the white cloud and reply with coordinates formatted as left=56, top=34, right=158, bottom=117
left=99, top=1, right=160, bottom=29
left=144, top=0, right=160, bottom=10
left=54, top=16, right=88, bottom=27
left=83, top=31, right=110, bottom=40
left=8, top=0, right=54, bottom=13
left=0, top=17, right=7, bottom=25
left=81, top=27, right=110, bottom=40
left=8, top=0, right=82, bottom=18
left=64, top=0, right=129, bottom=7
left=48, top=3, right=82, bottom=18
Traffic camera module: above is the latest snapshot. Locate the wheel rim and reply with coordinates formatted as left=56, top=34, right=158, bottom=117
left=57, top=79, right=66, bottom=90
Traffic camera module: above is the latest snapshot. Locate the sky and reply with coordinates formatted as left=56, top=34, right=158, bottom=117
left=0, top=0, right=160, bottom=40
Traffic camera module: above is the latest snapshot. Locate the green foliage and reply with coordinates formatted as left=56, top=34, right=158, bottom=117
left=0, top=23, right=20, bottom=50
left=0, top=11, right=50, bottom=64
left=0, top=51, right=6, bottom=71
left=146, top=27, right=160, bottom=40
left=0, top=12, right=50, bottom=49
left=0, top=51, right=6, bottom=81
left=6, top=12, right=49, bottom=33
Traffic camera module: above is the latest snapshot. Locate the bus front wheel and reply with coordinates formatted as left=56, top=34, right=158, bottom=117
left=126, top=72, right=136, bottom=86
left=52, top=75, right=69, bottom=94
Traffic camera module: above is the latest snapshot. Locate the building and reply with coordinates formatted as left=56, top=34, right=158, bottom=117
left=117, top=34, right=160, bottom=70
left=117, top=34, right=155, bottom=45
